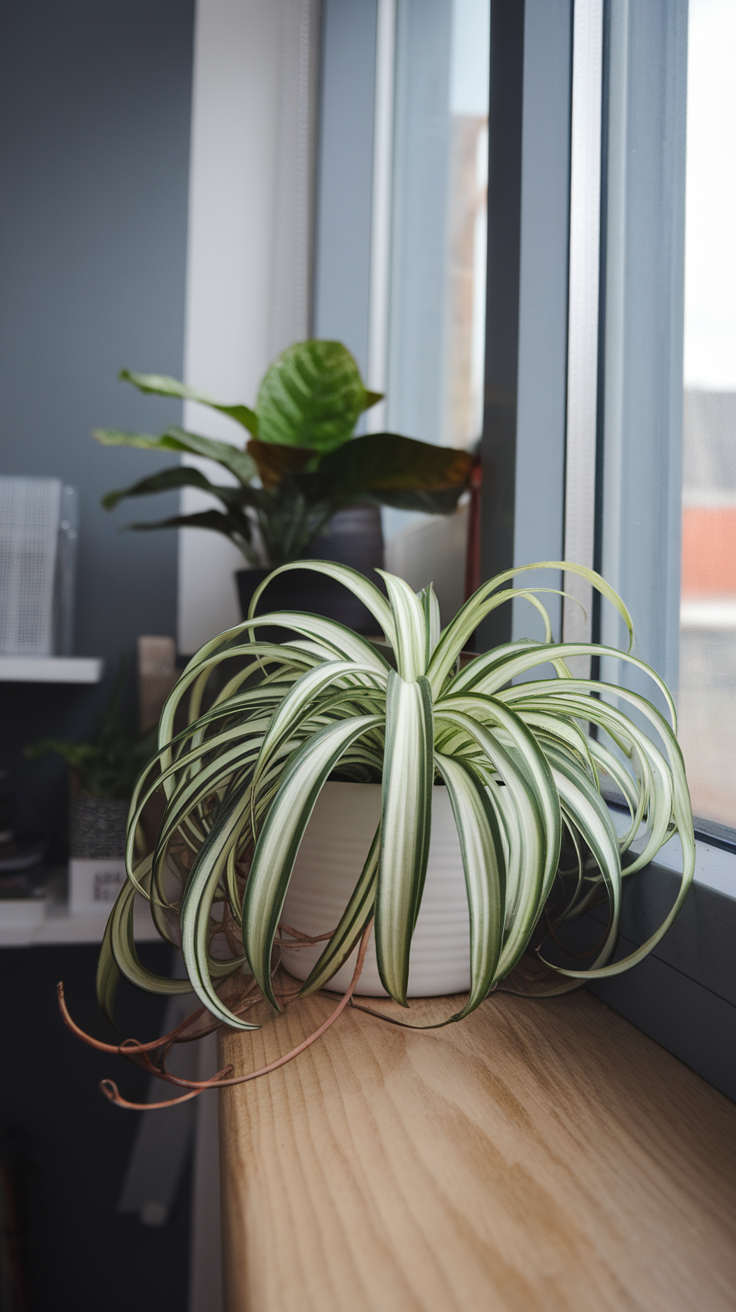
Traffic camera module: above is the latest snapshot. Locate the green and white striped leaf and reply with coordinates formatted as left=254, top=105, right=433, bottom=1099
left=434, top=707, right=551, bottom=979
left=239, top=607, right=391, bottom=673
left=377, top=571, right=430, bottom=681
left=376, top=672, right=434, bottom=1004
left=248, top=561, right=396, bottom=646
left=456, top=642, right=677, bottom=727
left=96, top=909, right=123, bottom=1026
left=298, top=825, right=381, bottom=996
left=437, top=694, right=562, bottom=906
left=108, top=877, right=193, bottom=1001
left=543, top=745, right=624, bottom=968
left=178, top=788, right=260, bottom=1029
left=243, top=714, right=382, bottom=1009
left=435, top=754, right=505, bottom=1018
left=250, top=659, right=387, bottom=809
left=428, top=588, right=557, bottom=695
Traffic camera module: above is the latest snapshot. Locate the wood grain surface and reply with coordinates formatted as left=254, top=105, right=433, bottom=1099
left=218, top=983, right=736, bottom=1312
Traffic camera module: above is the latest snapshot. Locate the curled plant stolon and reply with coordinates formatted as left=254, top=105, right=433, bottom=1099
left=60, top=561, right=695, bottom=1108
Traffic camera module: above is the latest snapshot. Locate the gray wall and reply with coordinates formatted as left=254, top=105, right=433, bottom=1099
left=0, top=0, right=194, bottom=840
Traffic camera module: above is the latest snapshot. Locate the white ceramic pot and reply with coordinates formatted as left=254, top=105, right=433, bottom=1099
left=280, top=781, right=470, bottom=997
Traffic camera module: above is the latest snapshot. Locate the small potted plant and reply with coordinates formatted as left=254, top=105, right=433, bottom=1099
left=94, top=340, right=475, bottom=632
left=60, top=562, right=694, bottom=1107
left=28, top=663, right=156, bottom=915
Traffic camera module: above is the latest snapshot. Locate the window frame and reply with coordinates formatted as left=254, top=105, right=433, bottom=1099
left=476, top=0, right=736, bottom=1097
left=313, top=0, right=736, bottom=1098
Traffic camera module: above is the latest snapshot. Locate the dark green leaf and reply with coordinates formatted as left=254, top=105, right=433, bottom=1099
left=101, top=464, right=222, bottom=510
left=96, top=908, right=122, bottom=1026
left=363, top=389, right=384, bottom=411
left=256, top=341, right=368, bottom=452
left=125, top=508, right=253, bottom=547
left=119, top=369, right=258, bottom=435
left=320, top=432, right=473, bottom=499
left=104, top=466, right=268, bottom=518
left=93, top=427, right=185, bottom=452
left=246, top=439, right=315, bottom=488
left=93, top=425, right=257, bottom=486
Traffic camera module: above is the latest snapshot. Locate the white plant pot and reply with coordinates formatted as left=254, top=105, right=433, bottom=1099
left=281, top=781, right=470, bottom=997
left=69, top=858, right=127, bottom=916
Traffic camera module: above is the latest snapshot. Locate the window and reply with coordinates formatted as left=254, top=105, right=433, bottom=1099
left=678, top=0, right=736, bottom=828
left=596, top=0, right=735, bottom=836
left=383, top=0, right=490, bottom=454
left=369, top=0, right=491, bottom=616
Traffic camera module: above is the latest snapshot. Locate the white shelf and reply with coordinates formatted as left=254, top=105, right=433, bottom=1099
left=0, top=656, right=103, bottom=683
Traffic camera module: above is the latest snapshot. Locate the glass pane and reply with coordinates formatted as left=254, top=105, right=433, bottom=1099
left=679, top=0, right=736, bottom=826
left=386, top=0, right=489, bottom=453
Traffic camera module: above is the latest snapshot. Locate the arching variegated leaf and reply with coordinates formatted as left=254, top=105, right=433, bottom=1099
left=434, top=754, right=505, bottom=1018
left=243, top=715, right=382, bottom=1009
left=107, top=877, right=193, bottom=1004
left=249, top=561, right=396, bottom=648
left=376, top=672, right=434, bottom=1003
left=298, top=826, right=381, bottom=997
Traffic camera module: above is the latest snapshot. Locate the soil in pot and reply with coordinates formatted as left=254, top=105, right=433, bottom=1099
left=280, top=781, right=471, bottom=997
left=236, top=505, right=384, bottom=635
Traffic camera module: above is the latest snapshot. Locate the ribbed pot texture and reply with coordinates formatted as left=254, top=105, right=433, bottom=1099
left=281, top=781, right=471, bottom=997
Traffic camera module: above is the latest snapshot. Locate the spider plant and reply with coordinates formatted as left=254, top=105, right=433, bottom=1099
left=95, top=560, right=694, bottom=1039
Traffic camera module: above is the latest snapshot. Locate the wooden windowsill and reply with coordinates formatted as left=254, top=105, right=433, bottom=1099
left=219, top=983, right=736, bottom=1311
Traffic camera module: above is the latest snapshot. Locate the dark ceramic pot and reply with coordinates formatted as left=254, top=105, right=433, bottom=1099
left=236, top=506, right=384, bottom=635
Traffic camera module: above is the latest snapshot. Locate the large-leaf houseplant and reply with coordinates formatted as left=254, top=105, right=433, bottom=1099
left=94, top=340, right=474, bottom=570
left=60, top=561, right=694, bottom=1107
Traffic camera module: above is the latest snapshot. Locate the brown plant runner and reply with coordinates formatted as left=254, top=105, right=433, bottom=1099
left=58, top=922, right=375, bottom=1111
